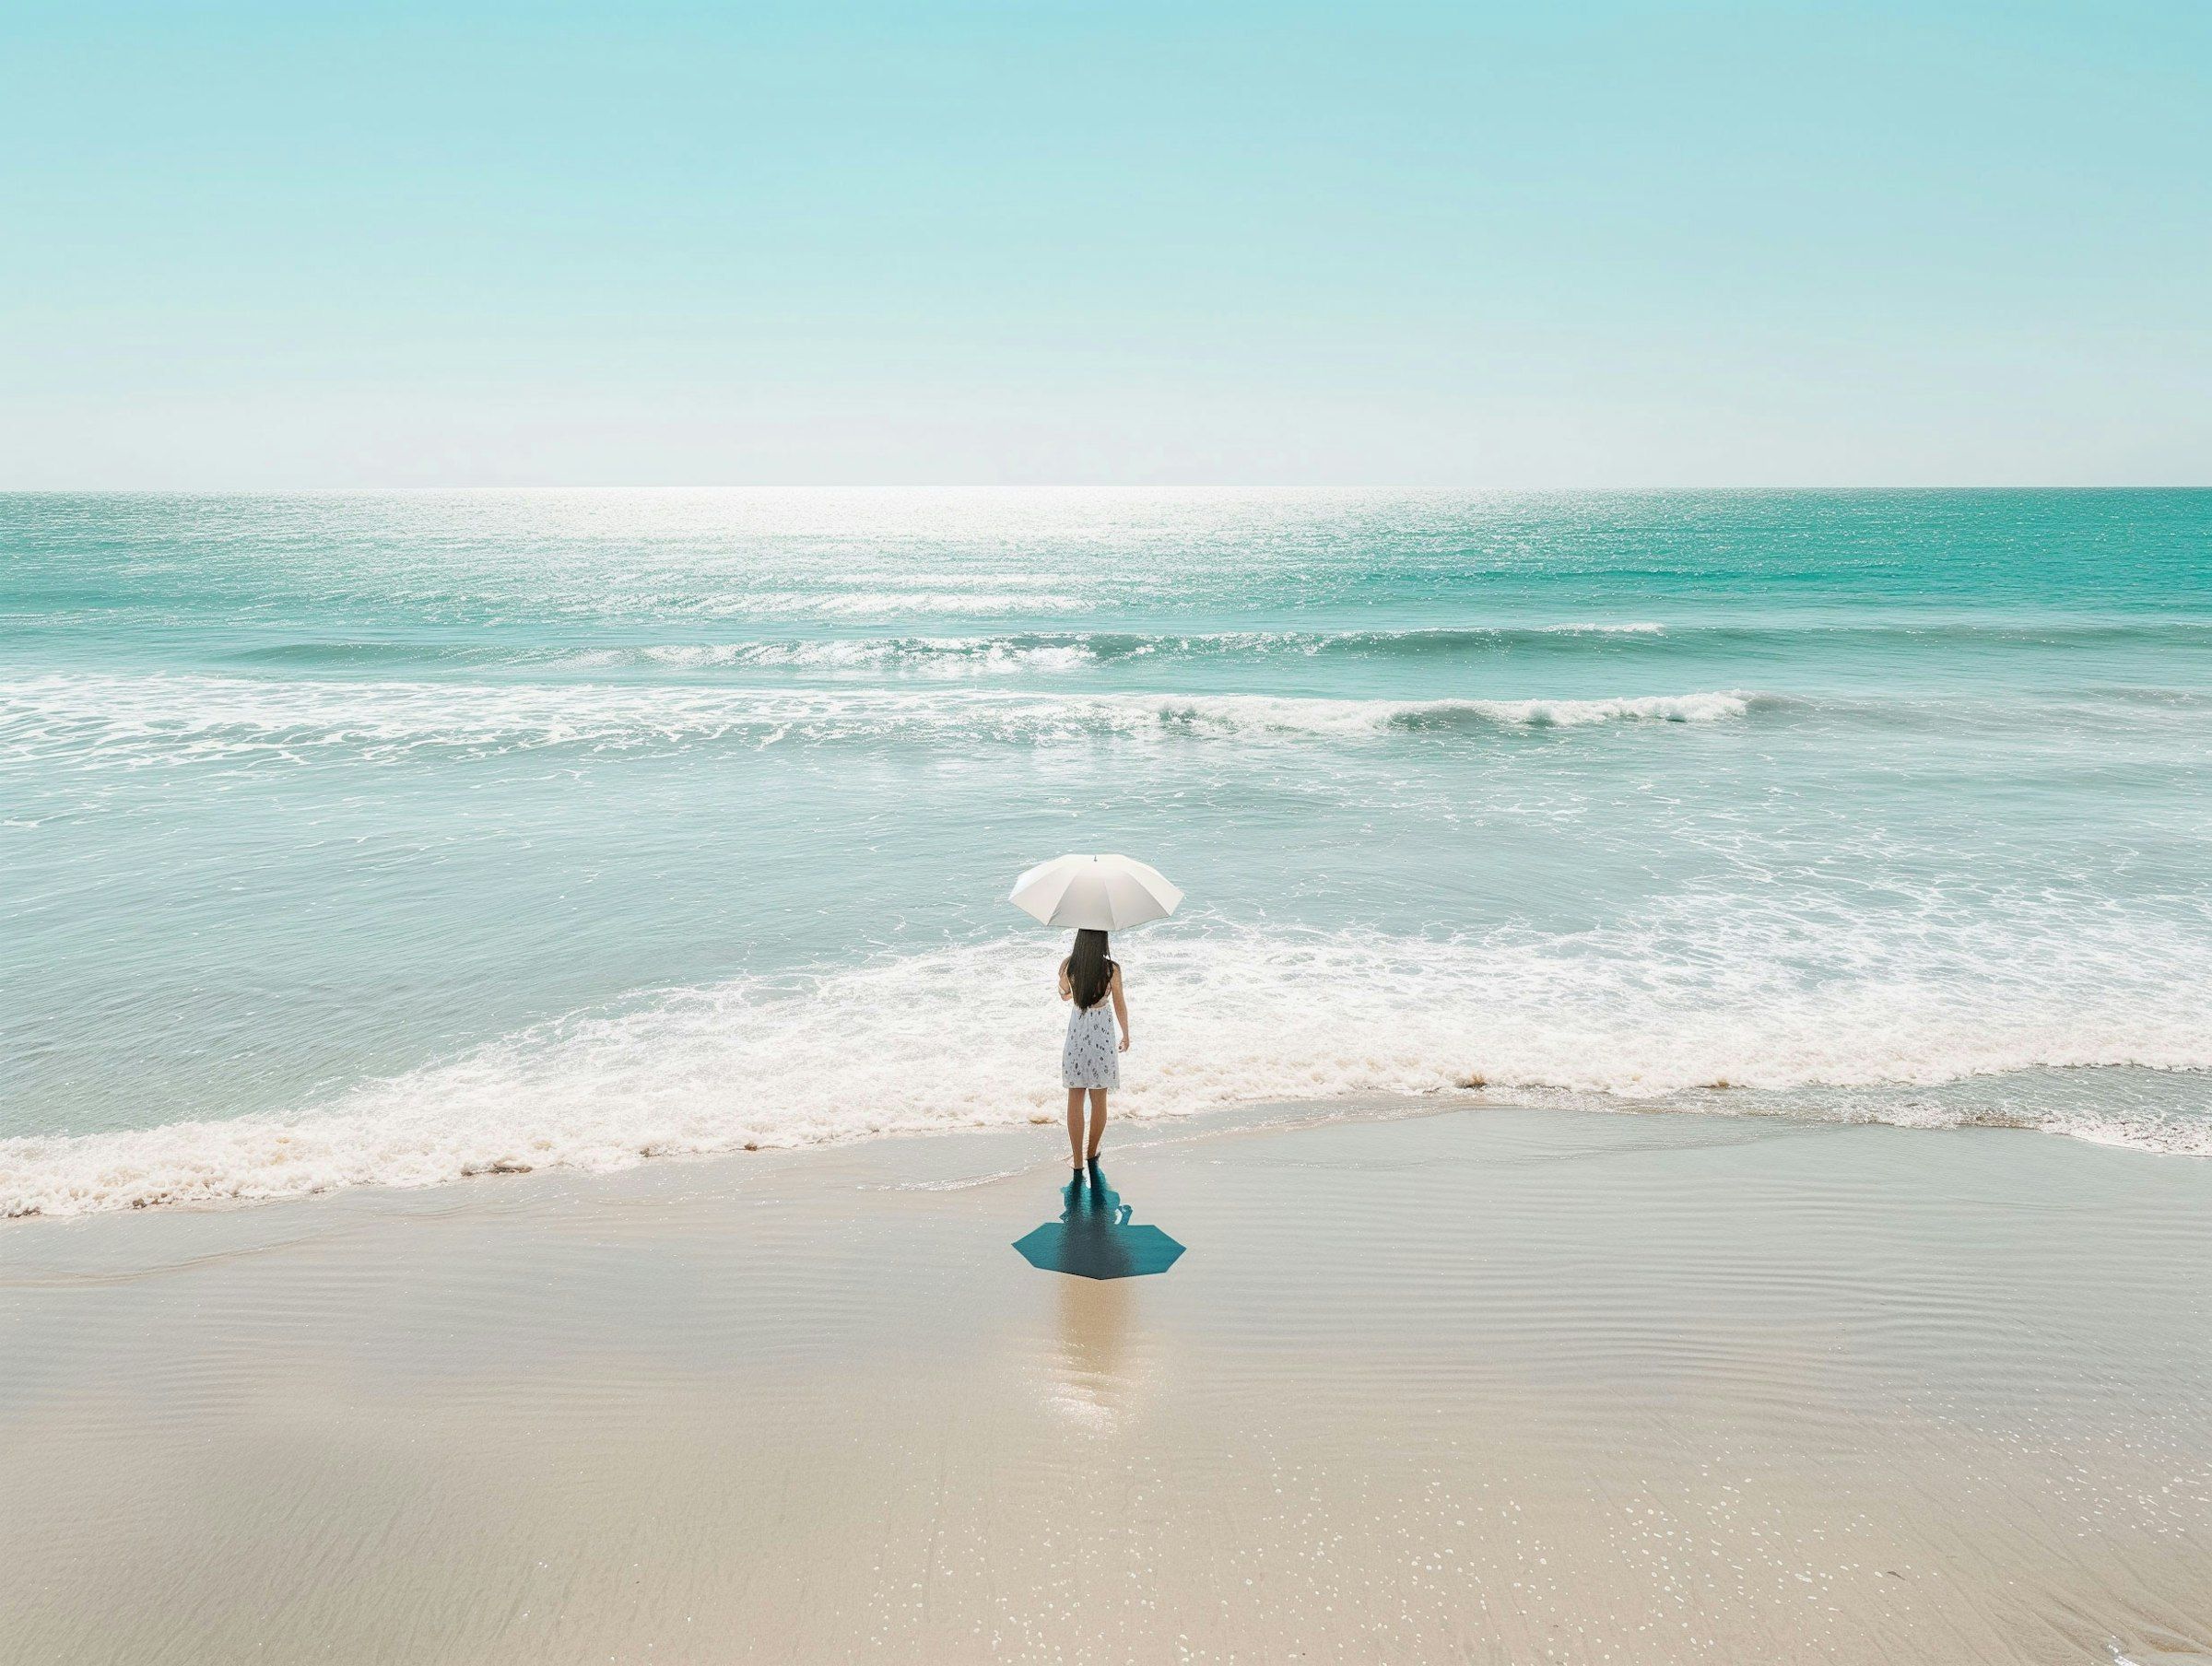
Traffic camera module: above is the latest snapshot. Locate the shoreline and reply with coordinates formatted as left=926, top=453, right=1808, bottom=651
left=6, top=1102, right=2210, bottom=1663
left=8, top=1062, right=2209, bottom=1226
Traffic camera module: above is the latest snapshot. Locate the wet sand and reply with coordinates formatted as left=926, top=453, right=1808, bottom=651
left=4, top=1104, right=2210, bottom=1664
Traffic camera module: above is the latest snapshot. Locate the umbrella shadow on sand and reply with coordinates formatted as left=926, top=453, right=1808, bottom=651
left=1013, top=1167, right=1186, bottom=1280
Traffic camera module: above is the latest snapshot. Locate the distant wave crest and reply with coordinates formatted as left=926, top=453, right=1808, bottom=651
left=216, top=616, right=2212, bottom=681
left=224, top=625, right=1678, bottom=678
left=0, top=674, right=1764, bottom=768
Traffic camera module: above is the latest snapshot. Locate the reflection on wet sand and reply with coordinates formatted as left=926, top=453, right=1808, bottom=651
left=1053, top=1266, right=1135, bottom=1427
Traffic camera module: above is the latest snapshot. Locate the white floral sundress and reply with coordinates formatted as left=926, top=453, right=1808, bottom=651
left=1062, top=969, right=1121, bottom=1090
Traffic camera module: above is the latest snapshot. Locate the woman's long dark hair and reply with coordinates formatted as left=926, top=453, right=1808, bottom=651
left=1068, top=928, right=1113, bottom=1011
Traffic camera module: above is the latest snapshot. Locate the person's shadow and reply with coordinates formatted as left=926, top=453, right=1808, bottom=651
left=1012, top=1165, right=1185, bottom=1279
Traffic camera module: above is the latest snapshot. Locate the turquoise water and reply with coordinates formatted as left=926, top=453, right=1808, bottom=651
left=4, top=489, right=2208, bottom=1215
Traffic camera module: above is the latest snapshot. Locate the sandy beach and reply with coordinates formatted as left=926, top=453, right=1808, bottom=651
left=5, top=1102, right=2208, bottom=1664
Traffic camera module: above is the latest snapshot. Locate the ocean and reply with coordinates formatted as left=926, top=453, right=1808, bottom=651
left=4, top=488, right=2207, bottom=1216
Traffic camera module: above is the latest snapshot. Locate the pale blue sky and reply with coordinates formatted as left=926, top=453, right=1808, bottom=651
left=4, top=1, right=2206, bottom=486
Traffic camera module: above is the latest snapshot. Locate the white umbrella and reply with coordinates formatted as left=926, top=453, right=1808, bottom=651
left=1009, top=853, right=1183, bottom=932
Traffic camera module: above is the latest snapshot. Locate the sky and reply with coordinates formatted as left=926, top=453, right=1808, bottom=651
left=3, top=0, right=2207, bottom=487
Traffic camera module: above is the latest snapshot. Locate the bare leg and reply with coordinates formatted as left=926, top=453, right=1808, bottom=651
left=1065, top=1087, right=1088, bottom=1172
left=1087, top=1089, right=1108, bottom=1160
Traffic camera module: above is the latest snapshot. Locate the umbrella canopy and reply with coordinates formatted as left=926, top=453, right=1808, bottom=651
left=1008, top=853, right=1183, bottom=932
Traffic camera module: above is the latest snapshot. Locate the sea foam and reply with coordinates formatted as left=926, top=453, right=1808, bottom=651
left=6, top=918, right=2206, bottom=1218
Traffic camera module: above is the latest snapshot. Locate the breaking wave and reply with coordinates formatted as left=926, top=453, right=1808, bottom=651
left=6, top=915, right=2208, bottom=1218
left=0, top=674, right=1765, bottom=768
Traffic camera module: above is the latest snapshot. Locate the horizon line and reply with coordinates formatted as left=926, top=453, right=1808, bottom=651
left=6, top=482, right=2210, bottom=496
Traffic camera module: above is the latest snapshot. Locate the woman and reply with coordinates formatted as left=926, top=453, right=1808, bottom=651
left=1057, top=927, right=1130, bottom=1179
